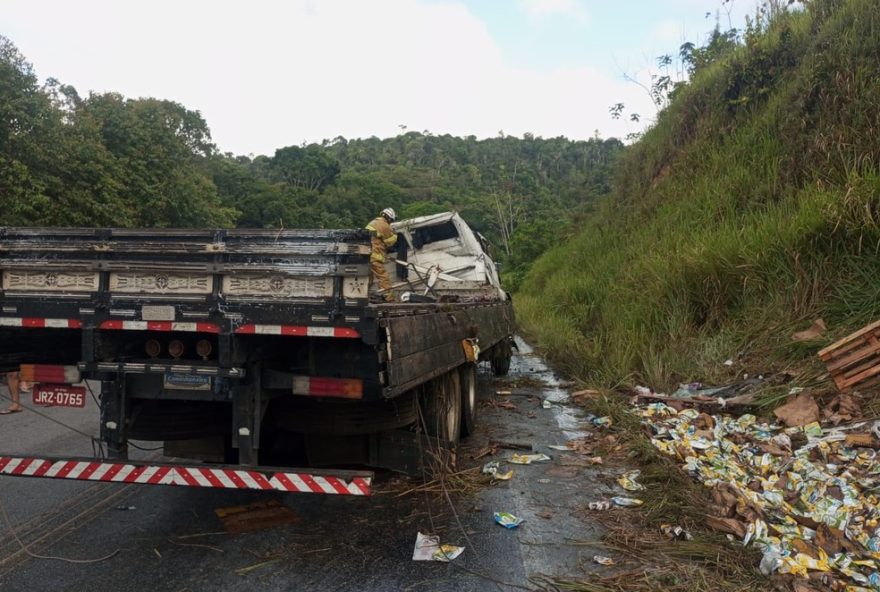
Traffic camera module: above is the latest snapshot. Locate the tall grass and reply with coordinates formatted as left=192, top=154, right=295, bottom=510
left=517, top=0, right=880, bottom=390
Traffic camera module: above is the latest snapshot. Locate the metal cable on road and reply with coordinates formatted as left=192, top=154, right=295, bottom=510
left=0, top=495, right=119, bottom=564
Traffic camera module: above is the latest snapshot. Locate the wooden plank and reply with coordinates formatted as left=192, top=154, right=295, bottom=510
left=840, top=363, right=880, bottom=390
left=819, top=332, right=877, bottom=362
left=826, top=341, right=880, bottom=373
left=819, top=320, right=880, bottom=358
left=214, top=500, right=299, bottom=534
left=841, top=354, right=880, bottom=379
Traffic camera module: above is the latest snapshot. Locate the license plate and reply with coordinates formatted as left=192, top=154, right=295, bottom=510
left=142, top=305, right=176, bottom=321
left=32, top=384, right=86, bottom=408
left=163, top=372, right=212, bottom=391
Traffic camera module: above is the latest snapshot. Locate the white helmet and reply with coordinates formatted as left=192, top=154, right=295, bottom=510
left=381, top=207, right=397, bottom=221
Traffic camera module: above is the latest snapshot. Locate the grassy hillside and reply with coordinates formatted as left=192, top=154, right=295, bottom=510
left=516, top=0, right=880, bottom=391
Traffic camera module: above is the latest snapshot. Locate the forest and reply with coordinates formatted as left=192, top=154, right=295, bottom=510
left=0, top=35, right=622, bottom=288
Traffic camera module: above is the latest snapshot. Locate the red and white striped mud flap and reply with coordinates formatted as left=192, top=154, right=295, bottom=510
left=0, top=456, right=372, bottom=496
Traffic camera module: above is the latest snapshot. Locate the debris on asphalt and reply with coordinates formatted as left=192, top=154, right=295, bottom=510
left=494, top=512, right=525, bottom=529
left=588, top=456, right=603, bottom=465
left=215, top=500, right=299, bottom=534
left=547, top=444, right=570, bottom=451
left=592, top=555, right=615, bottom=566
left=116, top=505, right=136, bottom=511
left=509, top=453, right=551, bottom=464
left=542, top=399, right=553, bottom=409
left=481, top=461, right=513, bottom=481
left=639, top=395, right=880, bottom=588
left=588, top=501, right=612, bottom=511
left=236, top=558, right=282, bottom=575
left=588, top=415, right=613, bottom=428
left=616, top=470, right=645, bottom=492
left=537, top=510, right=553, bottom=519
left=412, top=532, right=464, bottom=562
left=610, top=496, right=644, bottom=507
left=660, top=524, right=693, bottom=541
left=563, top=435, right=595, bottom=456
left=472, top=445, right=499, bottom=460
left=490, top=439, right=533, bottom=451
left=570, top=389, right=600, bottom=402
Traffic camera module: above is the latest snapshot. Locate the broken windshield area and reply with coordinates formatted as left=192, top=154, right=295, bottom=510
left=411, top=221, right=459, bottom=250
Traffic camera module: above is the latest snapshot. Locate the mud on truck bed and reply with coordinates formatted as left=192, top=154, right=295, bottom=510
left=0, top=212, right=515, bottom=492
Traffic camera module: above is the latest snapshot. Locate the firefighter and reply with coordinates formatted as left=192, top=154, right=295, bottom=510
left=365, top=208, right=398, bottom=302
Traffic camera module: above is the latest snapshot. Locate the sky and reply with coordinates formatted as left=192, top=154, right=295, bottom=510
left=1, top=0, right=757, bottom=156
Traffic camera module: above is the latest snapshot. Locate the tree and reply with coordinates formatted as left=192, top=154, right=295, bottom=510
left=82, top=93, right=237, bottom=227
left=271, top=145, right=341, bottom=191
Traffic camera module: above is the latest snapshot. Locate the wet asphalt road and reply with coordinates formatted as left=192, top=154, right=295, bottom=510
left=0, top=340, right=616, bottom=591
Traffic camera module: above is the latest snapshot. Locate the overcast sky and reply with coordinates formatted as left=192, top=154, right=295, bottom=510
left=1, top=0, right=755, bottom=156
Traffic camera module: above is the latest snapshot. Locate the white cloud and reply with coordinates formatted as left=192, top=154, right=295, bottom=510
left=517, top=0, right=588, bottom=22
left=649, top=19, right=685, bottom=47
left=1, top=0, right=650, bottom=155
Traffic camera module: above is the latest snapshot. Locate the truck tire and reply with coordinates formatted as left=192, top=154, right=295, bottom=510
left=491, top=339, right=512, bottom=376
left=459, top=363, right=477, bottom=437
left=421, top=371, right=461, bottom=446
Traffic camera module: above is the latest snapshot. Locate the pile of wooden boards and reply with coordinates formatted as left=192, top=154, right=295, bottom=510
left=819, top=320, right=880, bottom=393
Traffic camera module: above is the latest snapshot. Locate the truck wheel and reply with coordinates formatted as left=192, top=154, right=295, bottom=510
left=491, top=340, right=512, bottom=376
left=421, top=371, right=461, bottom=446
left=459, top=363, right=477, bottom=437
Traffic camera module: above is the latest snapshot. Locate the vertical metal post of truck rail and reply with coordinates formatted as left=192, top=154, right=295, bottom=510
left=100, top=375, right=127, bottom=459
left=232, top=362, right=259, bottom=466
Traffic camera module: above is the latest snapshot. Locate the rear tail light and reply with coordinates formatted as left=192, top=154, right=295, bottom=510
left=196, top=339, right=213, bottom=359
left=292, top=376, right=363, bottom=399
left=145, top=339, right=162, bottom=358
left=19, top=364, right=81, bottom=384
left=168, top=340, right=185, bottom=359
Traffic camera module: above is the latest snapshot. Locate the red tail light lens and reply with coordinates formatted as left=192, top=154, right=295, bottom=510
left=292, top=376, right=363, bottom=399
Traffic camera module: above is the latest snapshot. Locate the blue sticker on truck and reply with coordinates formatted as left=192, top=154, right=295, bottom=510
left=163, top=373, right=212, bottom=391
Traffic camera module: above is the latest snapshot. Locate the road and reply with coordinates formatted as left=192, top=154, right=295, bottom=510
left=0, top=340, right=614, bottom=591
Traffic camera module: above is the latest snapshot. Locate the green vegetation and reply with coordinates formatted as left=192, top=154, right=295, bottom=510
left=0, top=35, right=622, bottom=286
left=213, top=134, right=622, bottom=288
left=517, top=0, right=880, bottom=389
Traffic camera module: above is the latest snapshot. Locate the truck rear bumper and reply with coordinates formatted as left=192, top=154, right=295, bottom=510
left=79, top=362, right=245, bottom=378
left=0, top=456, right=372, bottom=495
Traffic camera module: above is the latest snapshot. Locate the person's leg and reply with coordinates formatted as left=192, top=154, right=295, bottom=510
left=371, top=260, right=394, bottom=302
left=2, top=371, right=23, bottom=413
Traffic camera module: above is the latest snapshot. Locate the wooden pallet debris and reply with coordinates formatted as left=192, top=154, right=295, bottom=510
left=819, top=320, right=880, bottom=393
left=214, top=499, right=299, bottom=534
